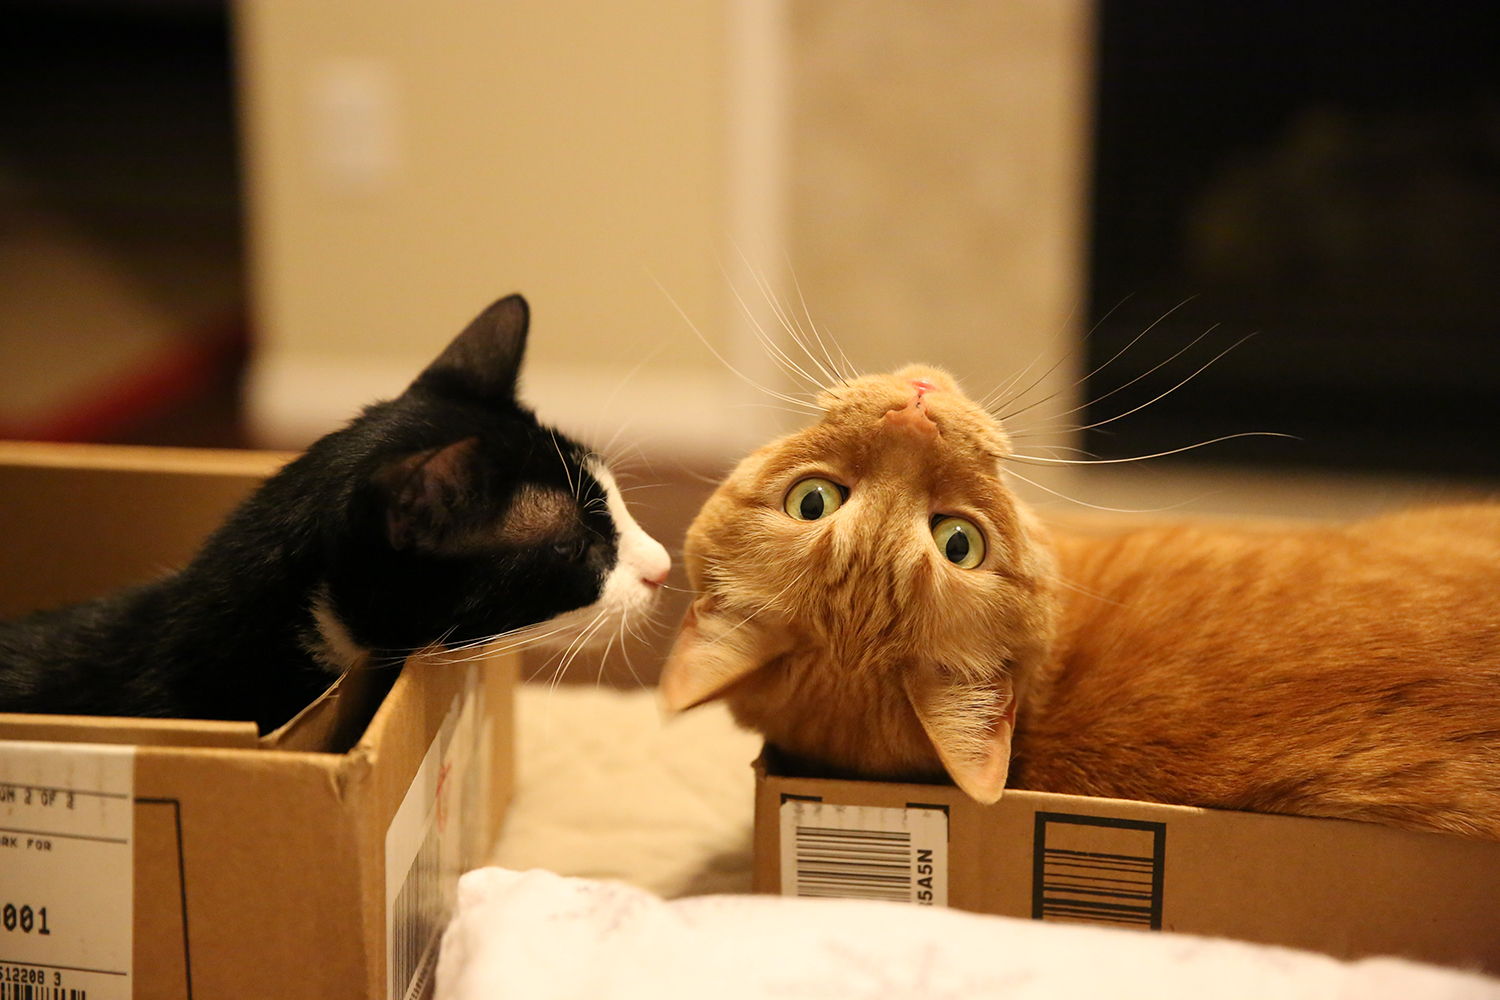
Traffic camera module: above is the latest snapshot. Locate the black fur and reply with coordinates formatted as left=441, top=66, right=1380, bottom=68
left=0, top=294, right=620, bottom=733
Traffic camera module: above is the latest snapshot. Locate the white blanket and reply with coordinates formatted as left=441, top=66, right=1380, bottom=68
left=436, top=867, right=1500, bottom=1000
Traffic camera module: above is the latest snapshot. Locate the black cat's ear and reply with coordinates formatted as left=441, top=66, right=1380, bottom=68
left=376, top=437, right=482, bottom=550
left=413, top=294, right=530, bottom=403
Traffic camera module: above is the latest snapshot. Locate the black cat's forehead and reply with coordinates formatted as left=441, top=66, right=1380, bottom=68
left=497, top=485, right=579, bottom=544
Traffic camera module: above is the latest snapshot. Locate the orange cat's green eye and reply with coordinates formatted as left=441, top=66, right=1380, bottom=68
left=785, top=478, right=844, bottom=521
left=932, top=516, right=985, bottom=569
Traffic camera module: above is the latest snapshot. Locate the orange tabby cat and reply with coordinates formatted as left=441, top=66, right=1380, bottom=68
left=660, top=366, right=1500, bottom=840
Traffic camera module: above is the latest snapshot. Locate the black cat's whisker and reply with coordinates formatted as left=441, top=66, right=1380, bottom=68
left=547, top=429, right=580, bottom=502
left=553, top=611, right=612, bottom=686
left=594, top=630, right=620, bottom=688
left=649, top=270, right=821, bottom=413
left=557, top=610, right=609, bottom=666
left=652, top=451, right=735, bottom=487
left=605, top=620, right=637, bottom=688
left=430, top=619, right=581, bottom=660
left=598, top=427, right=650, bottom=474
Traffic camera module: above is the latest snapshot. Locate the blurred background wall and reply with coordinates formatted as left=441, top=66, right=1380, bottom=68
left=2, top=1, right=1496, bottom=678
left=232, top=0, right=1090, bottom=478
left=235, top=0, right=765, bottom=462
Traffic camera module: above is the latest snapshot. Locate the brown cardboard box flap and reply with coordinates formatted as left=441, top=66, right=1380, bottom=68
left=0, top=711, right=260, bottom=748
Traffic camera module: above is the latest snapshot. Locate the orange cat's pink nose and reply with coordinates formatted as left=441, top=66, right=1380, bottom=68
left=884, top=394, right=940, bottom=437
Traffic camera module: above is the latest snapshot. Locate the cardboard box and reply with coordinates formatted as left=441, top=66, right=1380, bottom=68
left=0, top=442, right=516, bottom=1000
left=754, top=749, right=1500, bottom=972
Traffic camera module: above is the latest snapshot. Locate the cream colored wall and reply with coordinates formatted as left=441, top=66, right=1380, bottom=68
left=789, top=1, right=1094, bottom=498
left=235, top=1, right=1094, bottom=477
left=236, top=0, right=753, bottom=452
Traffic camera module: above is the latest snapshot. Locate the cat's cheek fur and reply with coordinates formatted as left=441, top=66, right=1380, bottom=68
left=531, top=462, right=669, bottom=650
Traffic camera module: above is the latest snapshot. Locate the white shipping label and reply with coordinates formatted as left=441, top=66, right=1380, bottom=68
left=384, top=666, right=487, bottom=1000
left=780, top=800, right=949, bottom=906
left=0, top=741, right=134, bottom=1000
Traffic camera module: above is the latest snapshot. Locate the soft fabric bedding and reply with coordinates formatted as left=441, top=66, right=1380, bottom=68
left=437, top=867, right=1500, bottom=1000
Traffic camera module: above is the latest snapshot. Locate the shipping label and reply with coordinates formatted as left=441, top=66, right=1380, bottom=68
left=0, top=741, right=134, bottom=1000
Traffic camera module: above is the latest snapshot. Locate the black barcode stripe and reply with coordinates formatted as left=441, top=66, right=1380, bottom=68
left=0, top=987, right=83, bottom=1000
left=797, top=827, right=908, bottom=840
left=1039, top=853, right=1157, bottom=923
left=1033, top=813, right=1166, bottom=929
left=391, top=819, right=442, bottom=999
left=1044, top=854, right=1155, bottom=873
left=1043, top=847, right=1154, bottom=863
left=794, top=826, right=911, bottom=902
left=1040, top=907, right=1159, bottom=926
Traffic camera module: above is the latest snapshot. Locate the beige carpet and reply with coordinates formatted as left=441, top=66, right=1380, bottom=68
left=490, top=683, right=762, bottom=898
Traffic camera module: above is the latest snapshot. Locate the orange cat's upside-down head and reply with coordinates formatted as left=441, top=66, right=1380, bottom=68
left=660, top=366, right=1058, bottom=802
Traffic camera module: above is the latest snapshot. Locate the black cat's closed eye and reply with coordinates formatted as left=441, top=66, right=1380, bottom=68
left=552, top=537, right=593, bottom=562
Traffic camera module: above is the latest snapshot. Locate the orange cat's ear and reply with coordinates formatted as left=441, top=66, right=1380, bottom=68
left=903, top=667, right=1016, bottom=804
left=660, top=596, right=788, bottom=712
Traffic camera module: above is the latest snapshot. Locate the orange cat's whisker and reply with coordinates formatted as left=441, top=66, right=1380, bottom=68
left=650, top=270, right=821, bottom=413
left=1002, top=467, right=1205, bottom=514
left=786, top=261, right=858, bottom=383
left=1004, top=432, right=1298, bottom=467
left=979, top=293, right=1150, bottom=415
left=989, top=296, right=1188, bottom=419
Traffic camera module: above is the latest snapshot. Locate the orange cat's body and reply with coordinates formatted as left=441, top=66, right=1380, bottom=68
left=661, top=366, right=1500, bottom=840
left=1021, top=509, right=1500, bottom=838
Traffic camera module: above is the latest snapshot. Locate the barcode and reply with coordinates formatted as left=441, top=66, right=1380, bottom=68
left=0, top=987, right=84, bottom=999
left=1032, top=812, right=1166, bottom=928
left=390, top=819, right=442, bottom=1000
left=779, top=800, right=949, bottom=905
left=794, top=826, right=913, bottom=901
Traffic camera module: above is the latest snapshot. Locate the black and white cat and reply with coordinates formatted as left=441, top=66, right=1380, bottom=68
left=0, top=294, right=670, bottom=733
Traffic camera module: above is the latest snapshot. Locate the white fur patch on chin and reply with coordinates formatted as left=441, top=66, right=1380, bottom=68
left=531, top=461, right=671, bottom=651
left=306, top=586, right=371, bottom=675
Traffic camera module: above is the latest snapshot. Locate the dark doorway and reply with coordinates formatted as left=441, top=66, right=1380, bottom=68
left=1086, top=2, right=1500, bottom=476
